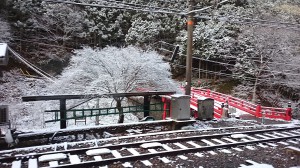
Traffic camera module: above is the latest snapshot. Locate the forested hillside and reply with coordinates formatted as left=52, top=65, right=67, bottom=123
left=1, top=0, right=300, bottom=107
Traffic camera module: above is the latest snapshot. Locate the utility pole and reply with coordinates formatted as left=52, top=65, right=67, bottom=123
left=185, top=0, right=194, bottom=95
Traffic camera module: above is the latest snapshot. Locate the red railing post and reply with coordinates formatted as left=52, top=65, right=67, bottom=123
left=194, top=110, right=198, bottom=119
left=285, top=102, right=292, bottom=121
left=207, top=89, right=210, bottom=97
left=162, top=97, right=167, bottom=120
left=256, top=100, right=262, bottom=117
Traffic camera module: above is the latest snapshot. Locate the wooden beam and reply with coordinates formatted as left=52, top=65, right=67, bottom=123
left=22, top=91, right=176, bottom=102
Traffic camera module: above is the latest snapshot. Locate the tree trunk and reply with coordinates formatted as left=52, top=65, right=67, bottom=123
left=252, top=76, right=258, bottom=103
left=116, top=99, right=124, bottom=123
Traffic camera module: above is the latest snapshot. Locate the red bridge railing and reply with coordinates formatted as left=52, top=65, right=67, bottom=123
left=191, top=88, right=292, bottom=121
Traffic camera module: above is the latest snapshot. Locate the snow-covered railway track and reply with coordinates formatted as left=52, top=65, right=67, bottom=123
left=1, top=126, right=300, bottom=168
left=0, top=121, right=174, bottom=150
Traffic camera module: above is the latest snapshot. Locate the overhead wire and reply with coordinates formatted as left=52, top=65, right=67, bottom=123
left=158, top=41, right=300, bottom=68
left=7, top=46, right=55, bottom=82
left=45, top=0, right=187, bottom=15
left=11, top=38, right=75, bottom=50
left=172, top=63, right=300, bottom=86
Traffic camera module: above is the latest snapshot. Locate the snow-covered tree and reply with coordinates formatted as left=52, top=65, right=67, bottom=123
left=48, top=46, right=178, bottom=122
left=0, top=17, right=11, bottom=42
left=31, top=3, right=88, bottom=46
left=126, top=17, right=162, bottom=45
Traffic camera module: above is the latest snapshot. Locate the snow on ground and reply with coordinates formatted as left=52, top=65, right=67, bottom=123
left=0, top=47, right=180, bottom=132
left=238, top=160, right=274, bottom=168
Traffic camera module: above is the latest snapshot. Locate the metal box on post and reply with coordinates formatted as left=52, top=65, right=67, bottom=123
left=170, top=94, right=190, bottom=120
left=0, top=43, right=9, bottom=66
left=197, top=98, right=214, bottom=120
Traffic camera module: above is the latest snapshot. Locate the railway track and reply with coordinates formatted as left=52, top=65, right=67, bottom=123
left=1, top=126, right=300, bottom=168
left=0, top=120, right=274, bottom=150
left=0, top=120, right=174, bottom=150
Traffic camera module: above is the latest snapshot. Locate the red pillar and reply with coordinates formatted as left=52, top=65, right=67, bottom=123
left=162, top=97, right=168, bottom=120
left=207, top=89, right=211, bottom=97
left=194, top=110, right=198, bottom=119
left=285, top=102, right=292, bottom=121
left=256, top=100, right=262, bottom=117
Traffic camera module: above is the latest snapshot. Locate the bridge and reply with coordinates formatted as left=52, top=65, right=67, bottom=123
left=188, top=87, right=292, bottom=121
left=161, top=87, right=292, bottom=121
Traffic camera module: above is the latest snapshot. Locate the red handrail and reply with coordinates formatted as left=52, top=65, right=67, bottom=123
left=191, top=88, right=291, bottom=121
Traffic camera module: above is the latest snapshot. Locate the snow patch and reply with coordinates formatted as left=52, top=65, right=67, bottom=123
left=239, top=160, right=274, bottom=168
left=69, top=155, right=81, bottom=164
left=194, top=152, right=204, bottom=157
left=178, top=155, right=188, bottom=160
left=86, top=148, right=111, bottom=156
left=122, top=162, right=133, bottom=168
left=140, top=142, right=162, bottom=148
left=159, top=157, right=171, bottom=163
left=28, top=159, right=38, bottom=168
left=39, top=153, right=67, bottom=162
left=231, top=134, right=248, bottom=139
left=141, top=160, right=152, bottom=166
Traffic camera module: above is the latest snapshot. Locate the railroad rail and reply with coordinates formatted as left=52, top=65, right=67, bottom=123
left=0, top=120, right=175, bottom=150
left=1, top=126, right=300, bottom=167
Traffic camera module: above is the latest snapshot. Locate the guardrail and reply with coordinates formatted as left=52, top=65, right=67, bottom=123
left=191, top=88, right=292, bottom=121
left=45, top=103, right=167, bottom=123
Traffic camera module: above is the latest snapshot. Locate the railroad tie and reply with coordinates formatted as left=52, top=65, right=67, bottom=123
left=127, top=148, right=140, bottom=156
left=141, top=160, right=153, bottom=166
left=273, top=132, right=290, bottom=137
left=159, top=157, right=171, bottom=163
left=49, top=161, right=59, bottom=167
left=265, top=142, right=278, bottom=147
left=187, top=141, right=201, bottom=148
left=277, top=141, right=290, bottom=146
left=178, top=155, right=188, bottom=160
left=201, top=139, right=216, bottom=146
left=222, top=138, right=243, bottom=151
left=257, top=143, right=269, bottom=148
left=222, top=137, right=238, bottom=143
left=245, top=135, right=259, bottom=141
left=263, top=133, right=280, bottom=138
left=161, top=144, right=174, bottom=151
left=245, top=146, right=256, bottom=150
left=28, top=158, right=38, bottom=168
left=122, top=162, right=133, bottom=168
left=290, top=130, right=300, bottom=135
left=286, top=139, right=299, bottom=145
left=232, top=147, right=244, bottom=152
left=255, top=134, right=273, bottom=139
left=69, top=155, right=81, bottom=164
left=194, top=152, right=204, bottom=157
left=94, top=156, right=102, bottom=161
left=282, top=131, right=298, bottom=136
left=11, top=160, right=21, bottom=168
left=211, top=139, right=227, bottom=145
left=208, top=151, right=217, bottom=155
left=111, top=150, right=122, bottom=158
left=174, top=142, right=189, bottom=149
